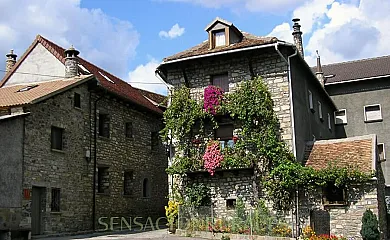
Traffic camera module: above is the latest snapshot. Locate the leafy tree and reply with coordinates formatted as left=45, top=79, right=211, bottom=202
left=360, top=209, right=380, bottom=240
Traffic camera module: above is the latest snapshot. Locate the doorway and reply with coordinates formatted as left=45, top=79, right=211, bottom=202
left=31, top=187, right=45, bottom=235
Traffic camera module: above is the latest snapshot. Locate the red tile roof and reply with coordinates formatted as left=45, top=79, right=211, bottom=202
left=304, top=135, right=376, bottom=174
left=163, top=33, right=279, bottom=62
left=0, top=35, right=162, bottom=115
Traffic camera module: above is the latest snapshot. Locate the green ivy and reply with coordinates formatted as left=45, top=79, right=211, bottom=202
left=185, top=183, right=211, bottom=207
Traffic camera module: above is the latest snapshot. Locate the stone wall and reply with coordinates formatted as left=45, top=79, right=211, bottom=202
left=20, top=82, right=167, bottom=235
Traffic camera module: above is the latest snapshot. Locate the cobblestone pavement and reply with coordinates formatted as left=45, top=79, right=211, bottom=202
left=39, top=229, right=204, bottom=240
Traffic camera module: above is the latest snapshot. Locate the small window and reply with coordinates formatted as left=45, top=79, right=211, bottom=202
left=125, top=122, right=133, bottom=138
left=151, top=131, right=159, bottom=150
left=214, top=31, right=226, bottom=47
left=334, top=109, right=347, bottom=125
left=318, top=101, right=323, bottom=120
left=97, top=167, right=109, bottom=194
left=51, top=126, right=63, bottom=150
left=124, top=171, right=133, bottom=196
left=226, top=199, right=236, bottom=210
left=323, top=184, right=346, bottom=205
left=142, top=178, right=150, bottom=198
left=74, top=93, right=81, bottom=108
left=99, top=113, right=110, bottom=138
left=327, top=113, right=332, bottom=130
left=51, top=188, right=60, bottom=212
left=378, top=143, right=386, bottom=162
left=364, top=104, right=382, bottom=122
left=308, top=90, right=314, bottom=111
left=212, top=73, right=229, bottom=92
left=215, top=124, right=234, bottom=149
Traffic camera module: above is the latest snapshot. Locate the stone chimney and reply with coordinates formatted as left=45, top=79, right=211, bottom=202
left=64, top=45, right=80, bottom=78
left=316, top=50, right=325, bottom=86
left=6, top=49, right=17, bottom=72
left=292, top=18, right=304, bottom=57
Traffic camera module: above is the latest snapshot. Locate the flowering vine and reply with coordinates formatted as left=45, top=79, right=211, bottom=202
left=204, top=85, right=224, bottom=115
left=203, top=140, right=224, bottom=175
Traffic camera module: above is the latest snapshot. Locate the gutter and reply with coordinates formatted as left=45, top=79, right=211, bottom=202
left=325, top=74, right=390, bottom=86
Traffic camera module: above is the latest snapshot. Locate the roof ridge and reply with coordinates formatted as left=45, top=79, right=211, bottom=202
left=321, top=54, right=390, bottom=67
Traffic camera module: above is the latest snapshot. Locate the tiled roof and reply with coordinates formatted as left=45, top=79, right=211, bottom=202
left=136, top=88, right=167, bottom=107
left=304, top=135, right=376, bottom=174
left=0, top=75, right=92, bottom=108
left=163, top=33, right=279, bottom=62
left=0, top=35, right=162, bottom=115
left=315, top=55, right=390, bottom=84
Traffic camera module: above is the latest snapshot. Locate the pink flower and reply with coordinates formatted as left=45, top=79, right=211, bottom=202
left=203, top=141, right=224, bottom=175
left=204, top=86, right=224, bottom=115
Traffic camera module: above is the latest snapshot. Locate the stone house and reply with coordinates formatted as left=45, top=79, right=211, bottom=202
left=0, top=36, right=168, bottom=239
left=156, top=17, right=387, bottom=239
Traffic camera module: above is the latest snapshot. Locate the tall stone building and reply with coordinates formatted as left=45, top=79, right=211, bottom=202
left=0, top=36, right=168, bottom=239
left=156, top=18, right=387, bottom=239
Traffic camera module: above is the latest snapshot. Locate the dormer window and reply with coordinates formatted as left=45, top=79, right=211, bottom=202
left=214, top=30, right=226, bottom=47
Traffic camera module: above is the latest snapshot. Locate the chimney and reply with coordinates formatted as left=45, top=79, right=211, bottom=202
left=6, top=49, right=17, bottom=72
left=64, top=45, right=80, bottom=78
left=292, top=18, right=304, bottom=57
left=315, top=50, right=325, bottom=86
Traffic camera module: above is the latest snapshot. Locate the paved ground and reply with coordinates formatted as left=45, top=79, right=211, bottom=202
left=39, top=229, right=203, bottom=240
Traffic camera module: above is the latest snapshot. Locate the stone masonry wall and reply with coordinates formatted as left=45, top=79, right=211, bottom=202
left=166, top=49, right=292, bottom=148
left=22, top=82, right=167, bottom=235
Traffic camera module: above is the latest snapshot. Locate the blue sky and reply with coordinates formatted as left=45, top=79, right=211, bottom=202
left=1, top=0, right=390, bottom=94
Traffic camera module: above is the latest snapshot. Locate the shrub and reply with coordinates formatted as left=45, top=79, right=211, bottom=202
left=360, top=209, right=380, bottom=240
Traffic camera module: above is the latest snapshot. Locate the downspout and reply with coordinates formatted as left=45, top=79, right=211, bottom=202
left=274, top=43, right=299, bottom=238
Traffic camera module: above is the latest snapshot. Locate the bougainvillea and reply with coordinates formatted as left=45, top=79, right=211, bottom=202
left=204, top=85, right=224, bottom=115
left=203, top=140, right=224, bottom=175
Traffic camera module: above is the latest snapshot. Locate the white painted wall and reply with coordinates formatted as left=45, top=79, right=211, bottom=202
left=4, top=43, right=65, bottom=86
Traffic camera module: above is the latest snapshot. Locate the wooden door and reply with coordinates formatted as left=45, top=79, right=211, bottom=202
left=31, top=187, right=44, bottom=235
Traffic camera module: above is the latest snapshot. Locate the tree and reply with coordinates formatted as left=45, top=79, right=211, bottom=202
left=360, top=209, right=380, bottom=240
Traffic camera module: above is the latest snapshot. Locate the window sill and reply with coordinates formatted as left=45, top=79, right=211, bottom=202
left=51, top=149, right=65, bottom=154
left=98, top=136, right=110, bottom=141
left=364, top=119, right=383, bottom=123
left=323, top=202, right=347, bottom=207
left=97, top=192, right=110, bottom=196
left=50, top=211, right=62, bottom=215
left=74, top=106, right=83, bottom=111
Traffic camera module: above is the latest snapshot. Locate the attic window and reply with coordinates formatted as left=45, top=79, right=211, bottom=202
left=98, top=71, right=115, bottom=84
left=17, top=85, right=38, bottom=92
left=214, top=30, right=226, bottom=47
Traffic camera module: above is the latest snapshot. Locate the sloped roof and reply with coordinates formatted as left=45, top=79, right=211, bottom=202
left=0, top=35, right=163, bottom=114
left=163, top=33, right=279, bottom=62
left=0, top=75, right=92, bottom=108
left=137, top=88, right=167, bottom=107
left=316, top=55, right=390, bottom=84
left=304, top=135, right=376, bottom=174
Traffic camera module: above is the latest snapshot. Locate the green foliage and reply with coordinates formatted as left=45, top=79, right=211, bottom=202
left=221, top=235, right=230, bottom=240
left=185, top=183, right=211, bottom=207
left=360, top=209, right=380, bottom=240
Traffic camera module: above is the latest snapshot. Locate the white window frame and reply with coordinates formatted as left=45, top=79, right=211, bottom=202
left=328, top=113, right=331, bottom=130
left=334, top=109, right=347, bottom=125
left=308, top=90, right=314, bottom=111
left=214, top=31, right=226, bottom=47
left=364, top=104, right=382, bottom=122
left=378, top=143, right=386, bottom=162
left=318, top=101, right=323, bottom=120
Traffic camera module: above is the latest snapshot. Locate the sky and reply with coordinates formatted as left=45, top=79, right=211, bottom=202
left=0, top=0, right=389, bottom=95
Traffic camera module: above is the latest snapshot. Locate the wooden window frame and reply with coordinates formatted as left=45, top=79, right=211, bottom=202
left=51, top=188, right=61, bottom=212
left=322, top=184, right=347, bottom=206
left=51, top=126, right=64, bottom=151
left=98, top=113, right=110, bottom=138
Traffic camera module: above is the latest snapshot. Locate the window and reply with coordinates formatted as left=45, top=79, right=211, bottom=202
left=378, top=143, right=386, bottom=162
left=215, top=124, right=234, bottom=149
left=327, top=113, right=331, bottom=130
left=123, top=171, right=133, bottom=196
left=323, top=184, right=346, bottom=205
left=364, top=104, right=382, bottom=122
left=308, top=90, right=314, bottom=111
left=214, top=31, right=226, bottom=47
left=98, top=113, right=110, bottom=138
left=334, top=109, right=347, bottom=125
left=226, top=199, right=236, bottom=210
left=212, top=73, right=229, bottom=92
left=74, top=93, right=81, bottom=108
left=125, top=122, right=133, bottom=138
left=151, top=131, right=159, bottom=150
left=142, top=178, right=150, bottom=198
left=51, top=188, right=60, bottom=212
left=97, top=167, right=109, bottom=194
left=318, top=101, right=323, bottom=120
left=51, top=126, right=63, bottom=150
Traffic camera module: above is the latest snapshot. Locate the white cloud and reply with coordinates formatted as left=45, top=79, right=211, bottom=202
left=268, top=22, right=292, bottom=43
left=268, top=0, right=390, bottom=66
left=159, top=24, right=185, bottom=39
left=162, top=0, right=306, bottom=12
left=0, top=0, right=139, bottom=78
left=128, top=59, right=168, bottom=95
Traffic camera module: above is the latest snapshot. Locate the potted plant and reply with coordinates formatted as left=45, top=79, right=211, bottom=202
left=165, top=200, right=180, bottom=233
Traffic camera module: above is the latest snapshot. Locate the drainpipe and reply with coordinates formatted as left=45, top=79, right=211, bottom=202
left=274, top=43, right=299, bottom=238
